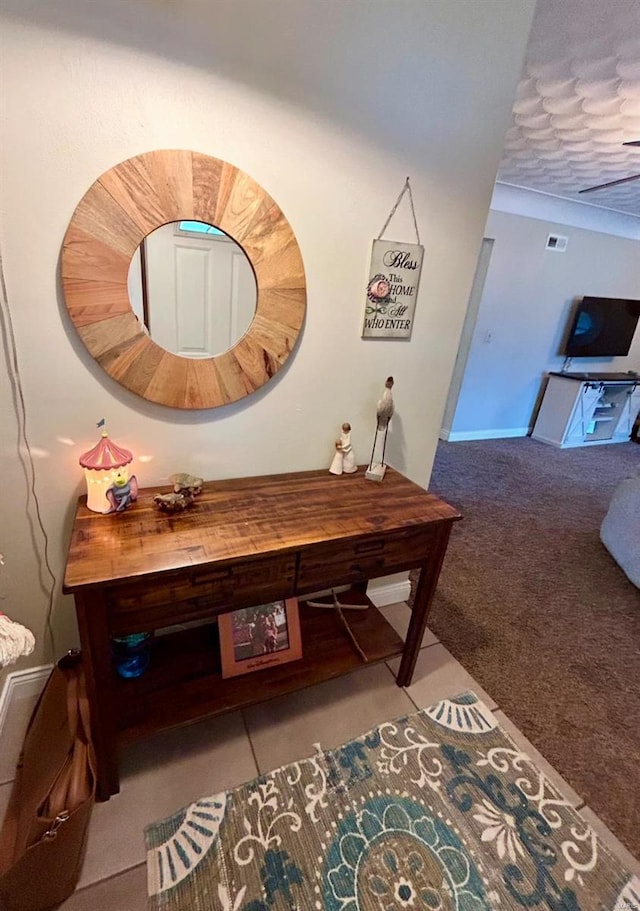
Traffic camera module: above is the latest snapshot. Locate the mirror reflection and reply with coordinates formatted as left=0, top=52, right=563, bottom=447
left=127, top=221, right=257, bottom=358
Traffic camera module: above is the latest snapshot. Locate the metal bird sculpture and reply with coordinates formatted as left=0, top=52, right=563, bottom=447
left=376, top=376, right=395, bottom=430
left=366, top=377, right=395, bottom=481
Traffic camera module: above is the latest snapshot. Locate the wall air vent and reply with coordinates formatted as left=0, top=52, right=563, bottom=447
left=546, top=233, right=568, bottom=252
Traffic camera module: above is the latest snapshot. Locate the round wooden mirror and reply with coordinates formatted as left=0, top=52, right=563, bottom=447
left=61, top=150, right=306, bottom=409
left=127, top=220, right=258, bottom=358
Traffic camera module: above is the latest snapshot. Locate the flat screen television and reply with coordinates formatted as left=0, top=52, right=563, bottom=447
left=564, top=296, right=640, bottom=357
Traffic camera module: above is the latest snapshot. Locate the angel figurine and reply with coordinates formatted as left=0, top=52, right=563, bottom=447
left=329, top=422, right=357, bottom=475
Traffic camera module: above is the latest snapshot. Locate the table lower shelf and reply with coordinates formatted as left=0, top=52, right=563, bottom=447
left=113, top=600, right=404, bottom=745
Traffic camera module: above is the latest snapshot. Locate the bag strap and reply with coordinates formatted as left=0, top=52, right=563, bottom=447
left=0, top=661, right=66, bottom=869
left=59, top=649, right=92, bottom=742
left=40, top=661, right=95, bottom=819
left=64, top=667, right=80, bottom=739
left=75, top=662, right=93, bottom=744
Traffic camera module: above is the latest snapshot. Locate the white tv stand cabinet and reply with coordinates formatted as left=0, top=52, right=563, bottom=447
left=531, top=372, right=640, bottom=448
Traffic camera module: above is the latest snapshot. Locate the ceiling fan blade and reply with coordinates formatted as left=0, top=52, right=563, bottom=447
left=579, top=173, right=640, bottom=193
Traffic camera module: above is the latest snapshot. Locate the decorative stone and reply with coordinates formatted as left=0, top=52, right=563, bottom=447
left=169, top=473, right=204, bottom=496
left=153, top=492, right=195, bottom=512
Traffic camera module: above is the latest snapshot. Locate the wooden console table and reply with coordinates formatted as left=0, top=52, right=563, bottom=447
left=63, top=467, right=461, bottom=799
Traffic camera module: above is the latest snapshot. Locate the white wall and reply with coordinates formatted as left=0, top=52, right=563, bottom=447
left=0, top=0, right=536, bottom=676
left=446, top=208, right=640, bottom=438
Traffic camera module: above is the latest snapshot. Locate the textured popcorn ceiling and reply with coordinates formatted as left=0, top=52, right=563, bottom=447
left=497, top=0, right=640, bottom=216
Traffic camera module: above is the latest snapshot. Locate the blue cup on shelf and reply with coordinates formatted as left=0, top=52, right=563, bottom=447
left=112, top=632, right=151, bottom=678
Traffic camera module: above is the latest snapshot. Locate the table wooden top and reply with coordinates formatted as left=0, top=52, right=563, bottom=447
left=63, top=466, right=461, bottom=592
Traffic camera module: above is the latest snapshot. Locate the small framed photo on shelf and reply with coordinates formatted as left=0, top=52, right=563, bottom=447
left=218, top=598, right=302, bottom=678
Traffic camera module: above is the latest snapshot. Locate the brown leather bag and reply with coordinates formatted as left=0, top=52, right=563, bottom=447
left=0, top=651, right=96, bottom=911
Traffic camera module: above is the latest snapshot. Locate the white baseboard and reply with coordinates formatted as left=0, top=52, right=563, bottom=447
left=306, top=577, right=412, bottom=609
left=440, top=427, right=530, bottom=442
left=367, top=578, right=412, bottom=607
left=529, top=432, right=563, bottom=448
left=0, top=664, right=52, bottom=784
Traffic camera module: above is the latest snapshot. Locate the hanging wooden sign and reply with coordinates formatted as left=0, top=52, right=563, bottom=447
left=361, top=177, right=424, bottom=340
left=362, top=239, right=424, bottom=339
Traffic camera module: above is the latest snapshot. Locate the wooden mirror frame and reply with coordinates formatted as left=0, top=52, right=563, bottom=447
left=61, top=150, right=306, bottom=409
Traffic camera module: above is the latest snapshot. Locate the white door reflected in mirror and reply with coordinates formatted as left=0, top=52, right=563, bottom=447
left=127, top=221, right=257, bottom=358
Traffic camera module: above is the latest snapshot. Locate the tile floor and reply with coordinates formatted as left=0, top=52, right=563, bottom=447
left=1, top=602, right=638, bottom=909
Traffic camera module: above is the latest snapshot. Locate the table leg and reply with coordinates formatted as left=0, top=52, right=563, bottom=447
left=396, top=522, right=453, bottom=687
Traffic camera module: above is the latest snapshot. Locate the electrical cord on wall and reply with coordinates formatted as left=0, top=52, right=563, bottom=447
left=0, top=247, right=57, bottom=660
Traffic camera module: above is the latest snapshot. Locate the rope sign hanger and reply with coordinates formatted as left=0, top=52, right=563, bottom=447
left=363, top=177, right=424, bottom=340
left=377, top=177, right=421, bottom=245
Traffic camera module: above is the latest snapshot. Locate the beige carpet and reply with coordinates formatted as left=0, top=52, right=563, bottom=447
left=415, top=437, right=640, bottom=859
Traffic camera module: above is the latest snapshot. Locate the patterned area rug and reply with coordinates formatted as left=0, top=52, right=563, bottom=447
left=145, top=694, right=639, bottom=910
